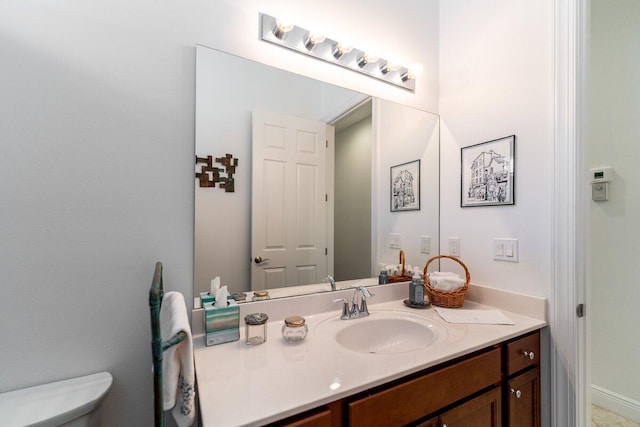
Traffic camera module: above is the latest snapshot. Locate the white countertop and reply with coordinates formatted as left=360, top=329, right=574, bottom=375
left=194, top=288, right=546, bottom=427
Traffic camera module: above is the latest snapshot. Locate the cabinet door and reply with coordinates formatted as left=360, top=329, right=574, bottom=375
left=415, top=417, right=439, bottom=427
left=508, top=367, right=540, bottom=427
left=438, top=387, right=501, bottom=427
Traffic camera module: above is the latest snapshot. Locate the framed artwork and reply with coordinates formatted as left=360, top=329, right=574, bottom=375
left=390, top=159, right=420, bottom=212
left=461, top=135, right=515, bottom=207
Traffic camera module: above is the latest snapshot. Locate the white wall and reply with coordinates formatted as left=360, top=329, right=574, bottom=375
left=589, top=0, right=640, bottom=411
left=0, top=1, right=438, bottom=425
left=439, top=1, right=553, bottom=425
left=439, top=0, right=553, bottom=297
left=375, top=99, right=440, bottom=272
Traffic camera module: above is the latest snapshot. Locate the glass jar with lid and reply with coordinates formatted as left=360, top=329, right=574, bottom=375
left=244, top=312, right=268, bottom=345
left=281, top=315, right=308, bottom=343
left=252, top=290, right=271, bottom=301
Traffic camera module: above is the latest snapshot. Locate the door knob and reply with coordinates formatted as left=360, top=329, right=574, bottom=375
left=254, top=256, right=270, bottom=264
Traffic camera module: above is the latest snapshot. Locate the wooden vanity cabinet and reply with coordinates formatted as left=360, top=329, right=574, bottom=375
left=269, top=330, right=541, bottom=427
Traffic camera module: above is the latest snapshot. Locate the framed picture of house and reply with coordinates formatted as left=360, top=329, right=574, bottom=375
left=461, top=135, right=515, bottom=207
left=390, top=159, right=420, bottom=212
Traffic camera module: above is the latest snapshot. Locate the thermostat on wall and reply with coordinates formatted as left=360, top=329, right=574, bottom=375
left=590, top=167, right=614, bottom=183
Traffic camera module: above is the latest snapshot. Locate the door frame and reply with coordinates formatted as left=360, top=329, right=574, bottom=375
left=552, top=0, right=589, bottom=425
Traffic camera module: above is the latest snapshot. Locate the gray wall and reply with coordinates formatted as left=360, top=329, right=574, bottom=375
left=0, top=1, right=439, bottom=425
left=589, top=0, right=640, bottom=413
left=0, top=2, right=195, bottom=425
left=334, top=116, right=373, bottom=280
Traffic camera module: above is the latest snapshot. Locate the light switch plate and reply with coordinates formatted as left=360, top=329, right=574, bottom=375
left=420, top=236, right=431, bottom=254
left=493, top=238, right=518, bottom=262
left=388, top=233, right=402, bottom=249
left=449, top=237, right=460, bottom=257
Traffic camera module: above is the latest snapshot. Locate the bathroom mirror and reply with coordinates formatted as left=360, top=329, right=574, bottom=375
left=195, top=44, right=439, bottom=300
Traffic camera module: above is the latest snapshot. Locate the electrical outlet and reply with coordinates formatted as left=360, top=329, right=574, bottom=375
left=388, top=233, right=402, bottom=249
left=449, top=237, right=461, bottom=257
left=420, top=236, right=431, bottom=254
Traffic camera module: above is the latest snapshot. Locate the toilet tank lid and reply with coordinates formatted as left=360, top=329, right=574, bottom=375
left=0, top=371, right=113, bottom=427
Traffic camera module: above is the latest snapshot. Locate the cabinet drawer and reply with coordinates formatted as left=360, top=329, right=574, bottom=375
left=348, top=348, right=501, bottom=427
left=275, top=407, right=332, bottom=427
left=507, top=331, right=540, bottom=375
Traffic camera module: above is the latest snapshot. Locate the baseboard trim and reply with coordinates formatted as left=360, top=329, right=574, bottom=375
left=592, top=384, right=640, bottom=423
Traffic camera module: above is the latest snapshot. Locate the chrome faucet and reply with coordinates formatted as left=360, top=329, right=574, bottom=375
left=325, top=275, right=336, bottom=291
left=334, top=286, right=374, bottom=320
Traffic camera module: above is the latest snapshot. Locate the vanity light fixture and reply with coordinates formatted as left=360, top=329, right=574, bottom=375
left=260, top=13, right=416, bottom=91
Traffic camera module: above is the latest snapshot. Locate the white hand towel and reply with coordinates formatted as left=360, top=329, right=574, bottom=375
left=160, top=291, right=195, bottom=427
left=430, top=271, right=458, bottom=277
left=428, top=273, right=465, bottom=291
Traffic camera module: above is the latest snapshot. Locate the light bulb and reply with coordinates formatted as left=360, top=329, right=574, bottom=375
left=380, top=61, right=400, bottom=74
left=273, top=19, right=294, bottom=39
left=332, top=43, right=353, bottom=59
left=357, top=53, right=378, bottom=68
left=401, top=69, right=415, bottom=82
left=304, top=32, right=326, bottom=50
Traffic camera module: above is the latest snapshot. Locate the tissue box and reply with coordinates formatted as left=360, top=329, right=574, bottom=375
left=203, top=301, right=240, bottom=346
left=199, top=292, right=215, bottom=306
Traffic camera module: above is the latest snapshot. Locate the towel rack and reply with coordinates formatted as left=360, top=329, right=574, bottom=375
left=149, top=262, right=187, bottom=427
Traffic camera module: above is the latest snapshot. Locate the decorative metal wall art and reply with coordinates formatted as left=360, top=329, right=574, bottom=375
left=195, top=154, right=238, bottom=192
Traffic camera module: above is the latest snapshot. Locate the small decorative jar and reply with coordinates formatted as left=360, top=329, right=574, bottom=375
left=281, top=315, right=308, bottom=343
left=232, top=292, right=247, bottom=302
left=244, top=313, right=268, bottom=345
left=252, top=290, right=271, bottom=301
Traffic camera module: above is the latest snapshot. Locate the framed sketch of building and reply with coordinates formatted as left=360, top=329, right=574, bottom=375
left=461, top=135, right=515, bottom=207
left=390, top=160, right=420, bottom=212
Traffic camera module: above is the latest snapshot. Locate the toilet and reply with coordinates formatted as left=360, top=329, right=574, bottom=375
left=0, top=371, right=112, bottom=427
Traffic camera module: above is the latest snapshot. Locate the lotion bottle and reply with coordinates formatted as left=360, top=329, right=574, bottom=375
left=379, top=267, right=389, bottom=284
left=409, top=270, right=424, bottom=305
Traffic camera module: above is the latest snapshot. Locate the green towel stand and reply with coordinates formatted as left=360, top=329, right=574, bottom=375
left=149, top=262, right=187, bottom=427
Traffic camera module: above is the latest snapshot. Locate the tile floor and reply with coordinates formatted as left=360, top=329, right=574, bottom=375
left=591, top=405, right=640, bottom=427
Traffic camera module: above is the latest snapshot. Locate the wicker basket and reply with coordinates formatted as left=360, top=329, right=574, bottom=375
left=389, top=250, right=413, bottom=283
left=423, top=255, right=471, bottom=308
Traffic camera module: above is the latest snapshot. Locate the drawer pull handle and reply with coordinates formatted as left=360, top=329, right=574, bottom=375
left=510, top=388, right=522, bottom=398
left=524, top=350, right=535, bottom=360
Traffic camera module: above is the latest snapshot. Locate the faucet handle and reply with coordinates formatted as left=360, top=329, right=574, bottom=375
left=333, top=298, right=350, bottom=320
left=354, top=287, right=374, bottom=317
left=357, top=286, right=373, bottom=298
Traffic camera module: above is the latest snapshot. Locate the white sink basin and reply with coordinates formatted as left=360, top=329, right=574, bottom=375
left=317, top=310, right=444, bottom=354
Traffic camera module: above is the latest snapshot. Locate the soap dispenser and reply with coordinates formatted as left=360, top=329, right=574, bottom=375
left=378, top=267, right=389, bottom=284
left=409, top=270, right=425, bottom=305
